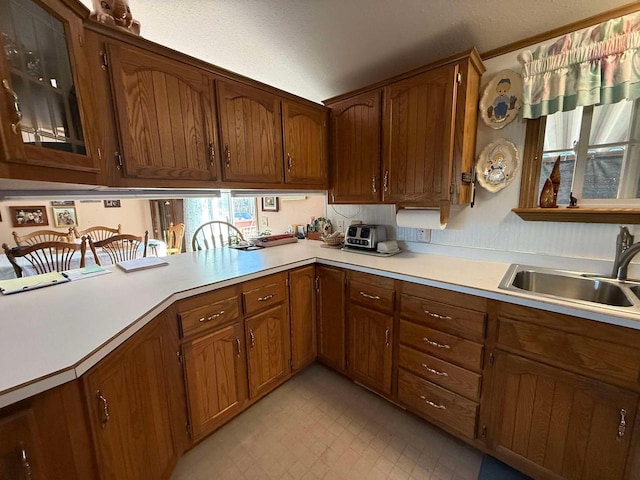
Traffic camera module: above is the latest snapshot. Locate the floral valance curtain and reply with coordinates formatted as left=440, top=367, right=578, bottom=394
left=518, top=12, right=640, bottom=119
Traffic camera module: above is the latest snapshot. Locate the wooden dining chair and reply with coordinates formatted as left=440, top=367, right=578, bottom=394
left=165, top=222, right=185, bottom=255
left=71, top=224, right=122, bottom=241
left=88, top=231, right=149, bottom=266
left=2, top=239, right=87, bottom=278
left=191, top=221, right=246, bottom=251
left=13, top=229, right=73, bottom=246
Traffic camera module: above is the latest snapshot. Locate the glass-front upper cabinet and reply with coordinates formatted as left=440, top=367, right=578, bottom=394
left=0, top=0, right=99, bottom=175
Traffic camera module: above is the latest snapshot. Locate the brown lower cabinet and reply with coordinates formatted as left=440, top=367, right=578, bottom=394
left=289, top=266, right=317, bottom=371
left=316, top=265, right=347, bottom=372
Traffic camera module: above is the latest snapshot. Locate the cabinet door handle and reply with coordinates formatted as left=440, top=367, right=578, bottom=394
left=383, top=170, right=389, bottom=192
left=199, top=310, right=225, bottom=322
left=619, top=408, right=627, bottom=437
left=258, top=293, right=275, bottom=302
left=224, top=144, right=231, bottom=168
left=384, top=328, right=390, bottom=346
left=2, top=79, right=22, bottom=134
left=209, top=142, right=215, bottom=166
left=423, top=309, right=452, bottom=320
left=287, top=153, right=293, bottom=172
left=419, top=395, right=446, bottom=410
left=315, top=276, right=320, bottom=292
left=422, top=363, right=448, bottom=376
left=359, top=291, right=380, bottom=300
left=235, top=337, right=241, bottom=357
left=372, top=175, right=377, bottom=194
left=249, top=329, right=255, bottom=348
left=96, top=390, right=110, bottom=427
left=19, top=444, right=32, bottom=480
left=422, top=337, right=451, bottom=349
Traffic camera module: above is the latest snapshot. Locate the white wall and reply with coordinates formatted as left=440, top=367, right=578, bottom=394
left=0, top=199, right=153, bottom=246
left=257, top=196, right=327, bottom=234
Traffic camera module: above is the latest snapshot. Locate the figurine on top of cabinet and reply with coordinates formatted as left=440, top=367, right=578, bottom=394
left=90, top=0, right=141, bottom=36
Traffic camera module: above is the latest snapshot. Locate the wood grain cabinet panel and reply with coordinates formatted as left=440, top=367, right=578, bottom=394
left=243, top=276, right=288, bottom=316
left=489, top=352, right=638, bottom=480
left=105, top=42, right=218, bottom=181
left=217, top=80, right=283, bottom=183
left=182, top=323, right=247, bottom=441
left=246, top=304, right=291, bottom=398
left=282, top=101, right=327, bottom=186
left=0, top=409, right=45, bottom=480
left=349, top=280, right=395, bottom=313
left=83, top=314, right=178, bottom=480
left=316, top=266, right=347, bottom=372
left=348, top=304, right=393, bottom=394
left=327, top=90, right=383, bottom=203
left=289, top=266, right=317, bottom=371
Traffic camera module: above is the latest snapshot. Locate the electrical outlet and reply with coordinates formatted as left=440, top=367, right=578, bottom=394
left=260, top=217, right=268, bottom=228
left=336, top=219, right=344, bottom=232
left=417, top=228, right=431, bottom=242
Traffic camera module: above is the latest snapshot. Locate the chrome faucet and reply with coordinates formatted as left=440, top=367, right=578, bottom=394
left=612, top=226, right=640, bottom=280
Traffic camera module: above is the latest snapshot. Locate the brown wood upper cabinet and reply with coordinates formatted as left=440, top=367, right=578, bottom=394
left=327, top=90, right=383, bottom=203
left=0, top=0, right=101, bottom=184
left=105, top=42, right=219, bottom=181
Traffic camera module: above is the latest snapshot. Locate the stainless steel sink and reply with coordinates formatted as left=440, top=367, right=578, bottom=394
left=499, top=264, right=640, bottom=309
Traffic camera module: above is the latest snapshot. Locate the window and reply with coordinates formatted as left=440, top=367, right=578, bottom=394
left=538, top=98, right=640, bottom=205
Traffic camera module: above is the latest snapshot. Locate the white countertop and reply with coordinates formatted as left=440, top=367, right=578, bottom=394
left=2, top=242, right=640, bottom=408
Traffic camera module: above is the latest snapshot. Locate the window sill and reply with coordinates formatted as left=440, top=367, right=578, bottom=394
left=512, top=207, right=640, bottom=224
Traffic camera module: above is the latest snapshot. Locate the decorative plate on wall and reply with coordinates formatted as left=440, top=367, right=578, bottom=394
left=479, top=70, right=523, bottom=129
left=476, top=139, right=519, bottom=193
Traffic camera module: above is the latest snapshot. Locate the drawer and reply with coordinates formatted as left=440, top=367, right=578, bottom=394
left=397, top=369, right=478, bottom=439
left=349, top=280, right=395, bottom=312
left=399, top=320, right=483, bottom=371
left=243, top=274, right=287, bottom=315
left=349, top=270, right=395, bottom=289
left=398, top=345, right=482, bottom=400
left=498, top=317, right=640, bottom=385
left=179, top=296, right=240, bottom=338
left=400, top=294, right=486, bottom=342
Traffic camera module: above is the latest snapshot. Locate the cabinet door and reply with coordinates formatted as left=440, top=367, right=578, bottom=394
left=289, top=266, right=317, bottom=371
left=282, top=101, right=327, bottom=186
left=0, top=409, right=45, bottom=480
left=84, top=318, right=177, bottom=480
left=383, top=64, right=458, bottom=204
left=316, top=266, right=346, bottom=372
left=182, top=323, right=247, bottom=441
left=217, top=80, right=283, bottom=183
left=489, top=352, right=638, bottom=480
left=106, top=42, right=218, bottom=181
left=348, top=304, right=393, bottom=394
left=328, top=90, right=382, bottom=203
left=0, top=0, right=99, bottom=176
left=246, top=304, right=291, bottom=398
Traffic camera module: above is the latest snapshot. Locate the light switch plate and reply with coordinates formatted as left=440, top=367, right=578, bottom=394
left=261, top=217, right=268, bottom=227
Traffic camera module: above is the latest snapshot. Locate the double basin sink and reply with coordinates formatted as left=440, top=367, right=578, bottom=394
left=499, top=264, right=640, bottom=310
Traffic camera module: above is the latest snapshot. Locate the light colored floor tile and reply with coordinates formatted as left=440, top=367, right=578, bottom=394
left=170, top=365, right=483, bottom=480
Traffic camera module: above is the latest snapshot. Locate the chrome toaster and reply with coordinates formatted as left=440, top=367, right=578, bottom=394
left=344, top=224, right=387, bottom=250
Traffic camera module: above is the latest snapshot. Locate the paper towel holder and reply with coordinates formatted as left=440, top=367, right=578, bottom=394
left=396, top=201, right=450, bottom=227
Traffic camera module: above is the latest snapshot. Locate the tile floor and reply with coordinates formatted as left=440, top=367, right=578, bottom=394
left=171, top=364, right=483, bottom=480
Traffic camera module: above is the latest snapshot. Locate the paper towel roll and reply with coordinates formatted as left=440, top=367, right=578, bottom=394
left=396, top=209, right=447, bottom=230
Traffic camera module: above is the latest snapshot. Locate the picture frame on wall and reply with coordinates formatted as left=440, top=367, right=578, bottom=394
left=52, top=206, right=78, bottom=227
left=9, top=206, right=48, bottom=227
left=261, top=196, right=279, bottom=212
left=103, top=200, right=121, bottom=208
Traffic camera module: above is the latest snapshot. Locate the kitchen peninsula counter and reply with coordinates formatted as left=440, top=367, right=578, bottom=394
left=2, top=242, right=639, bottom=408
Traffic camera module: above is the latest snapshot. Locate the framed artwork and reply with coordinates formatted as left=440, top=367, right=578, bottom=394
left=261, top=196, right=279, bottom=212
left=479, top=69, right=523, bottom=129
left=104, top=200, right=121, bottom=208
left=51, top=200, right=75, bottom=207
left=9, top=206, right=48, bottom=227
left=476, top=139, right=520, bottom=193
left=52, top=206, right=78, bottom=227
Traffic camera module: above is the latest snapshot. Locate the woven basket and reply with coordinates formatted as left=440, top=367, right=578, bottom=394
left=321, top=234, right=344, bottom=246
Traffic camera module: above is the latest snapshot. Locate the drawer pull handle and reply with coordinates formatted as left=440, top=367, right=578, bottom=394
left=619, top=408, right=627, bottom=437
left=97, top=390, right=110, bottom=427
left=422, top=337, right=451, bottom=349
left=419, top=395, right=446, bottom=410
left=199, top=310, right=225, bottom=322
left=359, top=291, right=381, bottom=300
left=423, top=309, right=452, bottom=320
left=20, top=444, right=32, bottom=480
left=249, top=329, right=255, bottom=348
left=422, top=363, right=448, bottom=376
left=258, top=293, right=275, bottom=302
